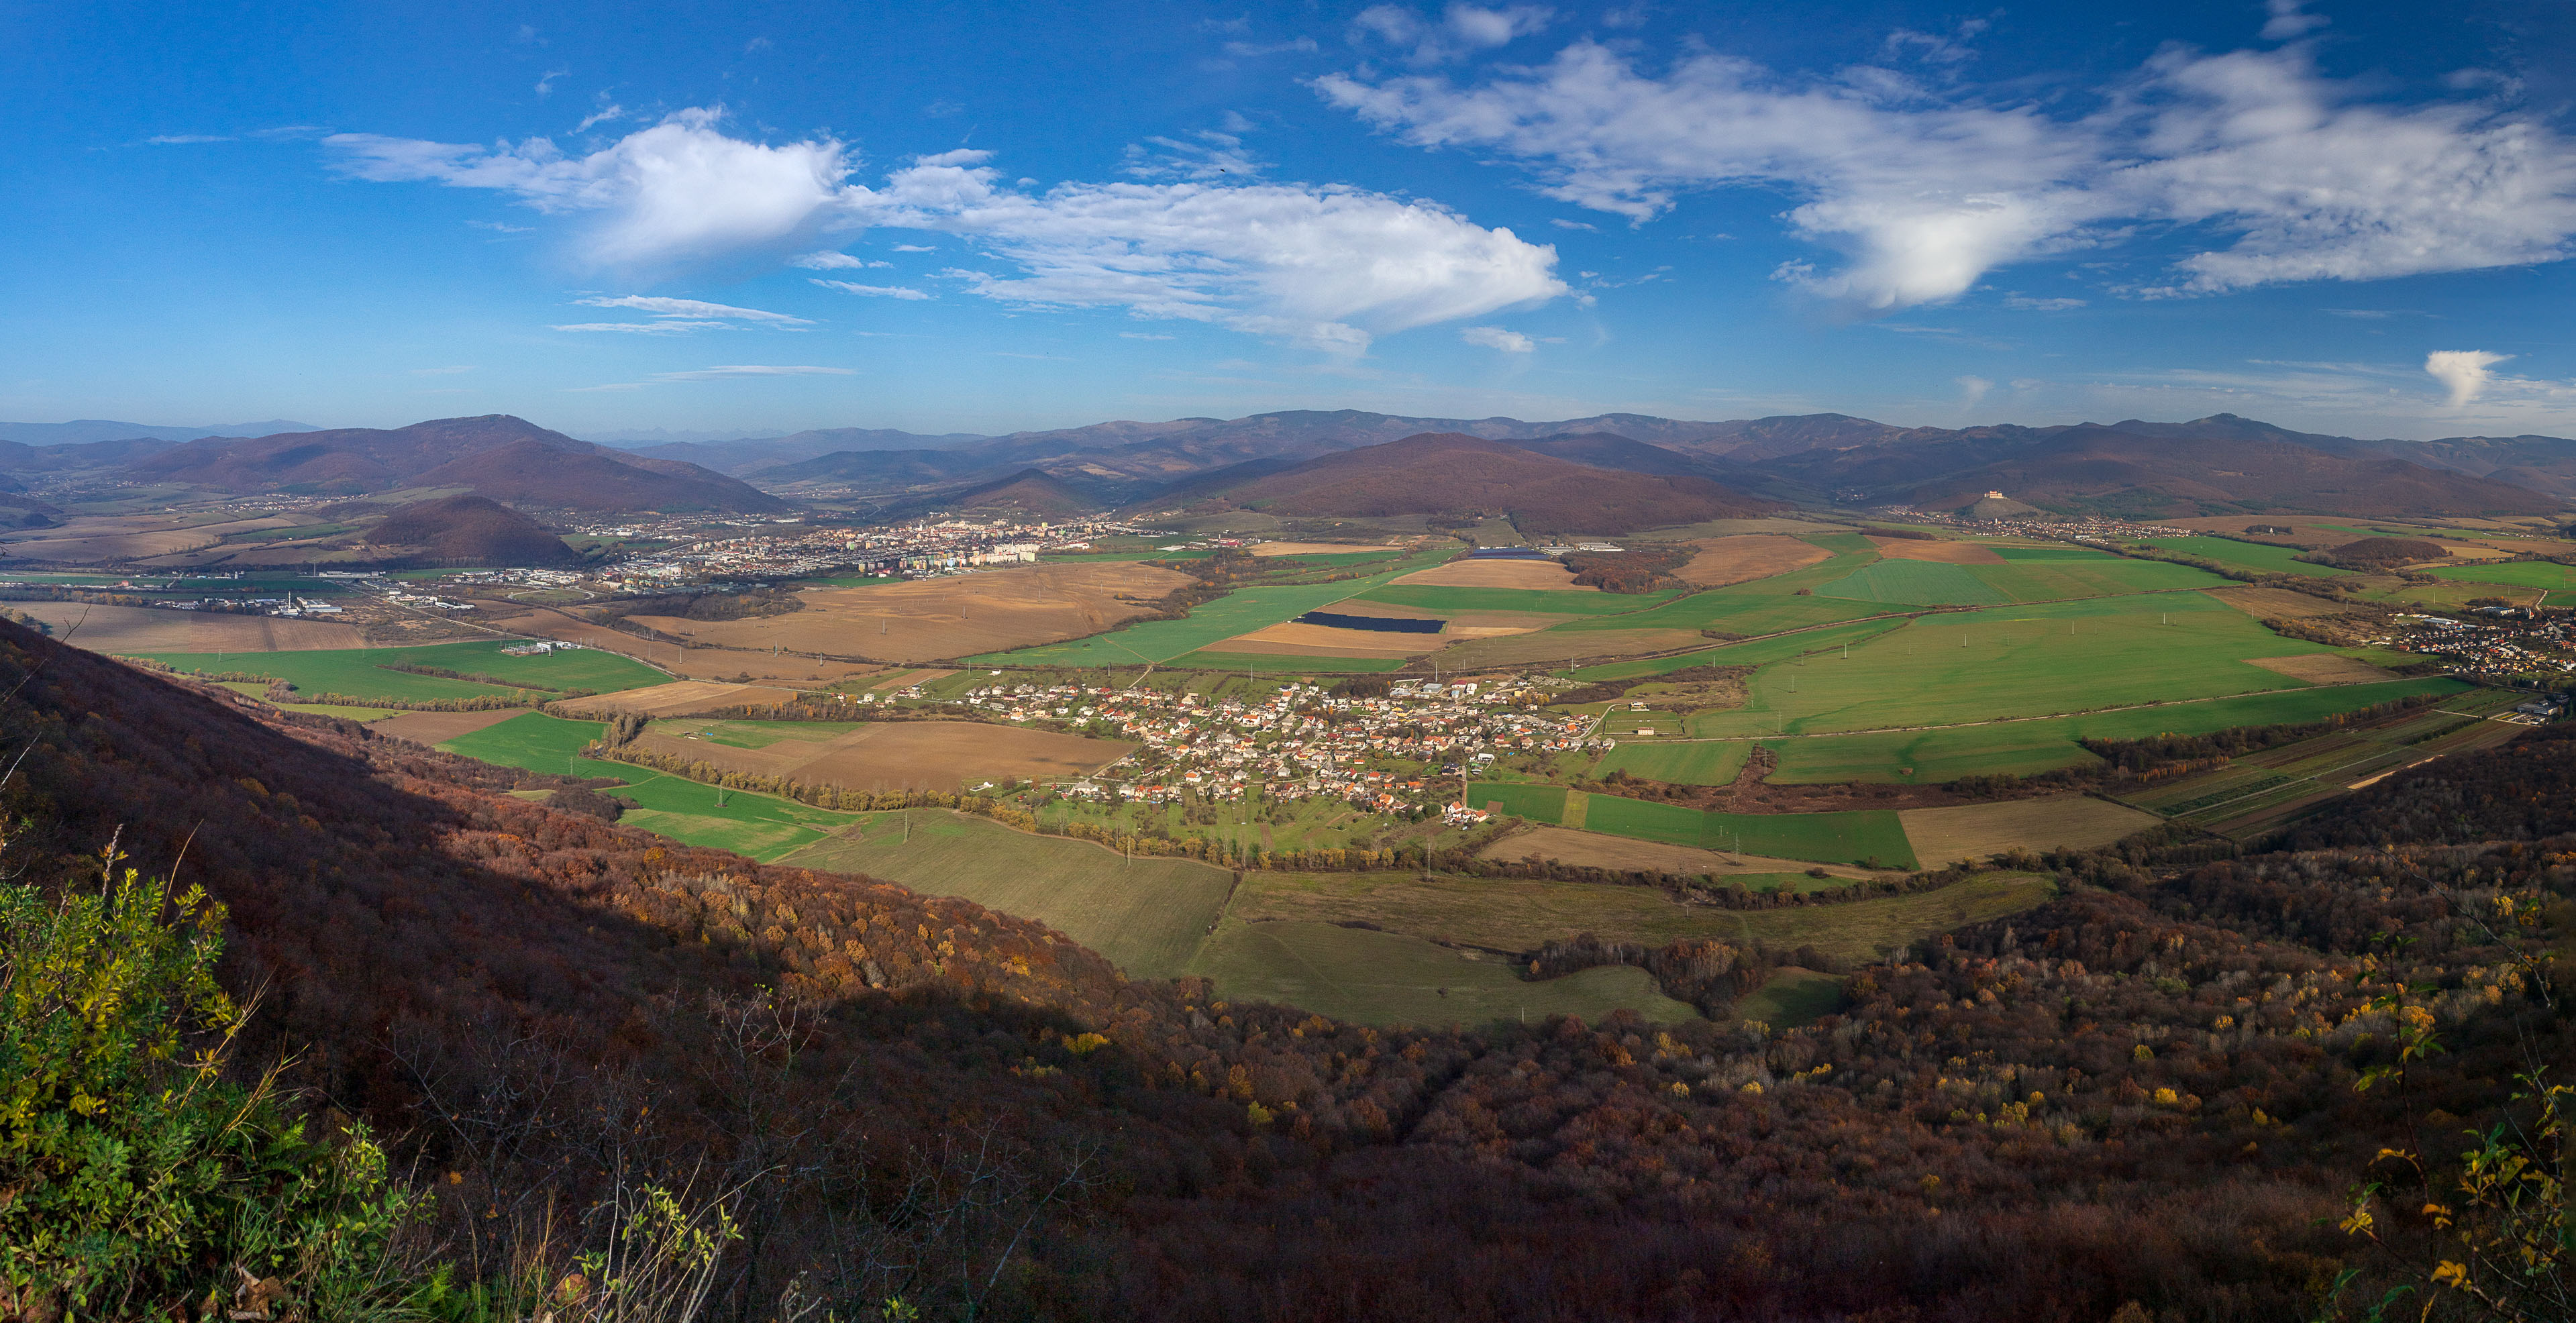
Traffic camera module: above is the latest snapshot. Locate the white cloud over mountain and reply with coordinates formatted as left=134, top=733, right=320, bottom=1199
left=1314, top=36, right=2576, bottom=313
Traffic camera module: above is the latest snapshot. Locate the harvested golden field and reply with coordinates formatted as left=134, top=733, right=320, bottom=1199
left=625, top=562, right=1189, bottom=664
left=0, top=513, right=304, bottom=564
left=28, top=602, right=367, bottom=653
left=2245, top=653, right=2398, bottom=684
left=558, top=680, right=803, bottom=717
left=1477, top=826, right=1887, bottom=880
left=370, top=708, right=527, bottom=743
left=1896, top=796, right=2161, bottom=867
left=1393, top=558, right=1595, bottom=590
left=634, top=719, right=1135, bottom=792
left=1674, top=535, right=1830, bottom=586
left=1217, top=621, right=1441, bottom=657
left=2204, top=586, right=2363, bottom=619
left=1869, top=536, right=2004, bottom=565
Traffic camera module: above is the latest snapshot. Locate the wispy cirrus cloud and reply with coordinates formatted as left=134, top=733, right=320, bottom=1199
left=1314, top=22, right=2576, bottom=315
left=790, top=252, right=890, bottom=269
left=810, top=280, right=930, bottom=300
left=550, top=320, right=731, bottom=333
left=574, top=295, right=810, bottom=323
left=567, top=363, right=856, bottom=390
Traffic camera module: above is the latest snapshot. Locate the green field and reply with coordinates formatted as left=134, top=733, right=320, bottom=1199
left=437, top=712, right=857, bottom=860
left=1588, top=741, right=1751, bottom=785
left=967, top=559, right=1434, bottom=666
left=1354, top=584, right=1682, bottom=616
left=1551, top=545, right=1892, bottom=637
left=778, top=810, right=1232, bottom=980
left=1164, top=651, right=1409, bottom=673
left=1467, top=782, right=1571, bottom=822
left=1989, top=544, right=2121, bottom=561
left=1759, top=676, right=2469, bottom=783
left=1819, top=560, right=2010, bottom=606
left=1580, top=795, right=1918, bottom=867
left=1964, top=557, right=2234, bottom=600
left=1565, top=618, right=1910, bottom=681
left=2426, top=560, right=2576, bottom=590
left=1733, top=969, right=1847, bottom=1028
left=2136, top=536, right=2351, bottom=578
left=1689, top=593, right=2340, bottom=741
left=1222, top=867, right=2055, bottom=971
left=139, top=639, right=667, bottom=701
left=1187, top=918, right=1698, bottom=1028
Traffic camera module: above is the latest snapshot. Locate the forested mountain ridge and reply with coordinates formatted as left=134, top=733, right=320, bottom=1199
left=1, top=621, right=2566, bottom=1320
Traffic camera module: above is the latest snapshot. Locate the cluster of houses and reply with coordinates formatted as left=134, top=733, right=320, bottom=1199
left=2391, top=613, right=2576, bottom=679
left=574, top=516, right=1152, bottom=590
left=946, top=678, right=1604, bottom=811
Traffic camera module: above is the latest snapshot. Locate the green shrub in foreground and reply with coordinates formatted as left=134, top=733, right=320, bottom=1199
left=0, top=854, right=423, bottom=1322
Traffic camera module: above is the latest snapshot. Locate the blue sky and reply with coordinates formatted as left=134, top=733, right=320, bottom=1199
left=7, top=0, right=2575, bottom=439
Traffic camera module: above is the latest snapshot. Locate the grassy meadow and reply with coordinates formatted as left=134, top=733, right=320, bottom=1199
left=1757, top=676, right=2469, bottom=783
left=1687, top=592, right=2342, bottom=741
left=1187, top=919, right=1698, bottom=1028
left=778, top=810, right=1233, bottom=980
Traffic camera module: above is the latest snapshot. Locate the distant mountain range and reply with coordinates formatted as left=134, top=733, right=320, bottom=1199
left=15, top=406, right=2576, bottom=526
left=0, top=419, right=321, bottom=445
left=728, top=407, right=2569, bottom=519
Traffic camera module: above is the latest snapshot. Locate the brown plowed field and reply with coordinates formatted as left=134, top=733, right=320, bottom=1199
left=1393, top=559, right=1595, bottom=590
left=633, top=720, right=1133, bottom=792
left=1868, top=536, right=2004, bottom=564
left=371, top=708, right=527, bottom=743
left=1897, top=797, right=2161, bottom=865
left=623, top=562, right=1189, bottom=664
left=1219, top=622, right=1441, bottom=657
left=558, top=680, right=805, bottom=717
left=29, top=602, right=368, bottom=653
left=1675, top=535, right=1831, bottom=586
left=2245, top=653, right=2398, bottom=683
left=513, top=608, right=884, bottom=684
left=2204, top=586, right=2362, bottom=619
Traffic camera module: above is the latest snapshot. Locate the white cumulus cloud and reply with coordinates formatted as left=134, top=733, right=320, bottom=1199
left=1315, top=32, right=2576, bottom=313
left=2427, top=350, right=2510, bottom=408
left=326, top=108, right=861, bottom=268
left=1956, top=374, right=1992, bottom=403
left=329, top=111, right=1561, bottom=352
left=1461, top=325, right=1535, bottom=352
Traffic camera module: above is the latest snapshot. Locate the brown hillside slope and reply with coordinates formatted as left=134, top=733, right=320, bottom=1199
left=1213, top=432, right=1778, bottom=535
left=947, top=466, right=1098, bottom=516
left=366, top=493, right=580, bottom=564
left=122, top=414, right=788, bottom=513
left=1, top=624, right=2560, bottom=1319
left=410, top=436, right=790, bottom=513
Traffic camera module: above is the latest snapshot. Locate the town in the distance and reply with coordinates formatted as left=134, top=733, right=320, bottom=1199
left=5, top=405, right=2569, bottom=1026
